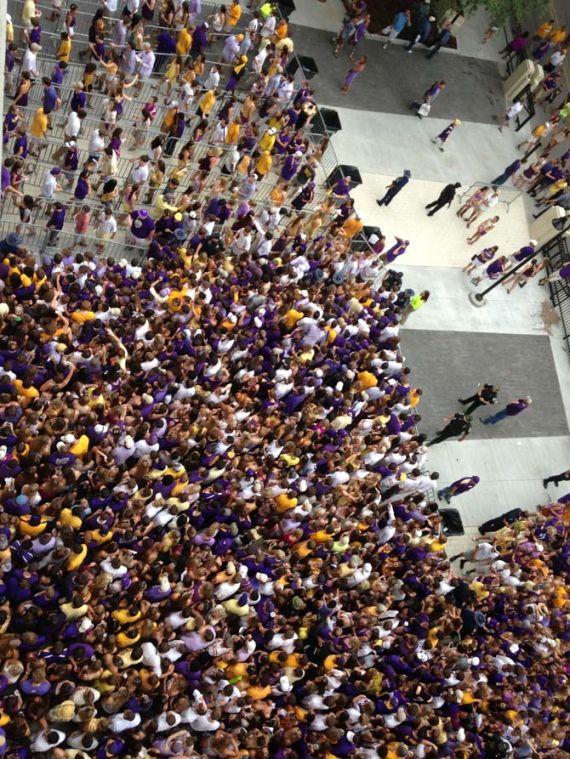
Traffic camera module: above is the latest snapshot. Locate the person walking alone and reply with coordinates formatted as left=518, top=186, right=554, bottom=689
left=341, top=55, right=367, bottom=94
left=438, top=475, right=480, bottom=503
left=492, top=159, right=521, bottom=187
left=411, top=80, right=447, bottom=118
left=432, top=119, right=461, bottom=151
left=543, top=469, right=570, bottom=488
left=425, top=182, right=461, bottom=216
left=481, top=396, right=532, bottom=425
left=427, top=412, right=472, bottom=447
left=376, top=170, right=411, bottom=206
left=458, top=383, right=499, bottom=415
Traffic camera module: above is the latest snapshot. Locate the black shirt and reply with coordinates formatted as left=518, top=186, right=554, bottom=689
left=446, top=414, right=470, bottom=436
left=438, top=183, right=458, bottom=204
left=480, top=385, right=497, bottom=403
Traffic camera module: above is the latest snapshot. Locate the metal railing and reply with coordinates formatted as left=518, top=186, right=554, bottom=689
left=542, top=231, right=570, bottom=356
left=5, top=0, right=373, bottom=261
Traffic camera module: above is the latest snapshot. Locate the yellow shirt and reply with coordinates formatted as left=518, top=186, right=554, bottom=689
left=280, top=453, right=300, bottom=466
left=14, top=379, right=39, bottom=400
left=22, top=0, right=37, bottom=26
left=176, top=27, right=192, bottom=55
left=66, top=544, right=87, bottom=570
left=113, top=609, right=142, bottom=625
left=227, top=2, right=242, bottom=25
left=259, top=131, right=276, bottom=152
left=358, top=370, right=377, bottom=389
left=256, top=153, right=272, bottom=176
left=313, top=530, right=332, bottom=543
left=536, top=22, right=553, bottom=38
left=58, top=508, right=82, bottom=529
left=70, top=434, right=89, bottom=457
left=18, top=517, right=47, bottom=536
left=70, top=310, right=96, bottom=323
left=275, top=20, right=288, bottom=39
left=57, top=38, right=72, bottom=62
left=271, top=186, right=287, bottom=205
left=199, top=90, right=216, bottom=116
left=117, top=631, right=140, bottom=648
left=551, top=29, right=565, bottom=44
left=152, top=194, right=178, bottom=220
left=275, top=493, right=297, bottom=512
left=247, top=685, right=271, bottom=699
left=31, top=109, right=48, bottom=138
left=226, top=122, right=240, bottom=144
left=283, top=308, right=303, bottom=328
left=341, top=217, right=364, bottom=238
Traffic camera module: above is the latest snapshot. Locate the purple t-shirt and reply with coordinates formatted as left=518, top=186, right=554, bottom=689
left=130, top=212, right=155, bottom=239
left=506, top=400, right=528, bottom=415
left=49, top=208, right=66, bottom=230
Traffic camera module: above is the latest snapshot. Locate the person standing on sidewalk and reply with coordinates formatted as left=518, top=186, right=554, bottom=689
left=406, top=14, right=435, bottom=53
left=438, top=475, right=480, bottom=503
left=492, top=158, right=521, bottom=187
left=458, top=384, right=499, bottom=415
left=543, top=469, right=570, bottom=488
left=425, top=182, right=461, bottom=216
left=376, top=170, right=411, bottom=206
left=499, top=100, right=524, bottom=131
left=427, top=412, right=472, bottom=447
left=399, top=290, right=429, bottom=325
left=426, top=24, right=451, bottom=58
left=432, top=118, right=461, bottom=151
left=381, top=9, right=411, bottom=49
left=481, top=396, right=532, bottom=425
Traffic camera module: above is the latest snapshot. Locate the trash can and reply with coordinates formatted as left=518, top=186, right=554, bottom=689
left=320, top=107, right=342, bottom=135
left=326, top=165, right=363, bottom=189
left=439, top=508, right=465, bottom=536
left=277, top=0, right=296, bottom=19
left=286, top=55, right=319, bottom=80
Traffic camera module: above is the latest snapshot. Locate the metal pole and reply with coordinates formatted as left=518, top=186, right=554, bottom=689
left=468, top=225, right=568, bottom=306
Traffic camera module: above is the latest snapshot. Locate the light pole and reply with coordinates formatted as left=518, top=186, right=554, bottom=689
left=469, top=215, right=569, bottom=307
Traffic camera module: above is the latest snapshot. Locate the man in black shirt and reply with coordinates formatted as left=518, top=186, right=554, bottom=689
left=427, top=412, right=471, bottom=447
left=425, top=182, right=461, bottom=216
left=478, top=508, right=527, bottom=534
left=458, top=383, right=499, bottom=415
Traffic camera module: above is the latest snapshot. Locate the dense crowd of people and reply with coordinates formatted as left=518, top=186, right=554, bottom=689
left=0, top=0, right=569, bottom=756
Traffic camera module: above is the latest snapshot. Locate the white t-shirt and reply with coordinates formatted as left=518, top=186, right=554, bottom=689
left=66, top=111, right=81, bottom=137
left=131, top=163, right=150, bottom=184
left=506, top=101, right=524, bottom=119
left=42, top=173, right=58, bottom=198
left=99, top=216, right=118, bottom=235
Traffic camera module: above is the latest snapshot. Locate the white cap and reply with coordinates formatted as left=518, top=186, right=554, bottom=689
left=529, top=239, right=538, bottom=246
